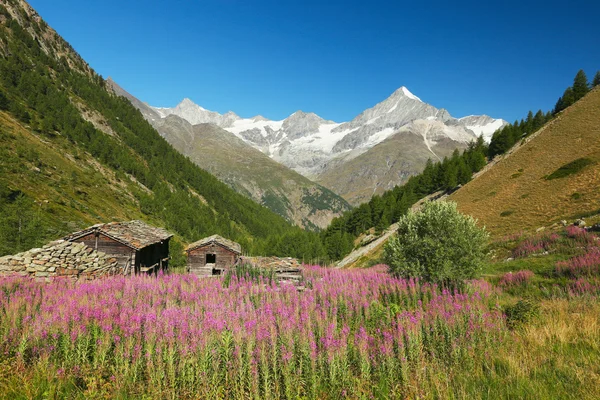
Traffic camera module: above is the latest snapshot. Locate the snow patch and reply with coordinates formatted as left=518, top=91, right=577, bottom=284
left=464, top=119, right=505, bottom=142
left=401, top=87, right=422, bottom=102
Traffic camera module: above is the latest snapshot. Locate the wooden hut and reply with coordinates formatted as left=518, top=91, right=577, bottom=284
left=64, top=220, right=173, bottom=274
left=186, top=235, right=241, bottom=276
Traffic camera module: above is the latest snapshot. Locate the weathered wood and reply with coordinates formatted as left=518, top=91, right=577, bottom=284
left=187, top=241, right=239, bottom=277
left=70, top=232, right=170, bottom=275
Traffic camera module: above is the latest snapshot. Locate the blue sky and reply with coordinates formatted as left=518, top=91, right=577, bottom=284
left=28, top=0, right=600, bottom=123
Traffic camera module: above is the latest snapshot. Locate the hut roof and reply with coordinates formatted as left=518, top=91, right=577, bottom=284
left=65, top=220, right=173, bottom=250
left=186, top=235, right=242, bottom=254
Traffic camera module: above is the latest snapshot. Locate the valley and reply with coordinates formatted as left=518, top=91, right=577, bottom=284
left=1, top=0, right=600, bottom=399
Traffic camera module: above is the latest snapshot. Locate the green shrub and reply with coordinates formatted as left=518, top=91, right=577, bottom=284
left=545, top=158, right=594, bottom=180
left=383, top=201, right=489, bottom=285
left=504, top=299, right=539, bottom=329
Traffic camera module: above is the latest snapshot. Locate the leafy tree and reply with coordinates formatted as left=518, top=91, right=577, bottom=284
left=383, top=201, right=488, bottom=285
left=572, top=69, right=589, bottom=101
left=593, top=71, right=600, bottom=88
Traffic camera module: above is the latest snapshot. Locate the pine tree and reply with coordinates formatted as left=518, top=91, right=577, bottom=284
left=0, top=90, right=8, bottom=110
left=572, top=69, right=589, bottom=101
left=593, top=71, right=600, bottom=88
left=561, top=87, right=575, bottom=110
left=456, top=158, right=472, bottom=185
left=524, top=110, right=534, bottom=134
left=532, top=110, right=545, bottom=132
left=553, top=96, right=564, bottom=114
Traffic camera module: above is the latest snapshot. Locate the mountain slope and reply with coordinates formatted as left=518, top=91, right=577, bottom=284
left=0, top=0, right=324, bottom=260
left=450, top=87, right=600, bottom=236
left=109, top=79, right=350, bottom=229
left=317, top=125, right=469, bottom=205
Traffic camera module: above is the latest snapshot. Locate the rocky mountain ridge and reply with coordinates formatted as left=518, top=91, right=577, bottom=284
left=151, top=87, right=506, bottom=181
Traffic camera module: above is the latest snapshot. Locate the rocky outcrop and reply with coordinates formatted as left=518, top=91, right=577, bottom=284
left=0, top=240, right=120, bottom=280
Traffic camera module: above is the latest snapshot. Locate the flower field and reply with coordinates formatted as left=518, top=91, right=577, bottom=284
left=0, top=267, right=505, bottom=398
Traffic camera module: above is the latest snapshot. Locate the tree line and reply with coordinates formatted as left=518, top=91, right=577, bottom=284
left=488, top=69, right=599, bottom=158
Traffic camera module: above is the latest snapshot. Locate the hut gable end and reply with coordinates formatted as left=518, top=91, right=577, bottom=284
left=186, top=235, right=241, bottom=277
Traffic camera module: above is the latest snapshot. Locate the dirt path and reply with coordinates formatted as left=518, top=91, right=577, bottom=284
left=335, top=223, right=398, bottom=269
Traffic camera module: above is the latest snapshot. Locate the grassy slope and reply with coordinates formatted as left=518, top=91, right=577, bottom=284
left=450, top=87, right=600, bottom=237
left=0, top=110, right=144, bottom=229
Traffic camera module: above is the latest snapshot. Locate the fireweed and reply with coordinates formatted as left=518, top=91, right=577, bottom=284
left=499, top=270, right=535, bottom=287
left=512, top=233, right=561, bottom=258
left=0, top=267, right=505, bottom=398
left=556, top=247, right=600, bottom=278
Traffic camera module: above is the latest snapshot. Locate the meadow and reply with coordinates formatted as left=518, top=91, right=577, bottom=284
left=0, top=226, right=599, bottom=399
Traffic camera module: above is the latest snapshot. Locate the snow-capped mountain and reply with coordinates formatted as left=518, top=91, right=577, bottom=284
left=151, top=87, right=506, bottom=178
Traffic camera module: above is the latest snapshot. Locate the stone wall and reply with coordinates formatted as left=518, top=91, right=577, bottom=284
left=0, top=240, right=120, bottom=280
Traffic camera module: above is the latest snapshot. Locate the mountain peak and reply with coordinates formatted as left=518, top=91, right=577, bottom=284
left=178, top=98, right=204, bottom=110
left=391, top=86, right=422, bottom=102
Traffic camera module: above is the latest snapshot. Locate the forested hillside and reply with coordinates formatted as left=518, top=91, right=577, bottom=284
left=0, top=1, right=324, bottom=261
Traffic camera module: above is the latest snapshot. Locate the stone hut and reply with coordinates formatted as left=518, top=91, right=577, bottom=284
left=186, top=235, right=241, bottom=276
left=64, top=220, right=173, bottom=274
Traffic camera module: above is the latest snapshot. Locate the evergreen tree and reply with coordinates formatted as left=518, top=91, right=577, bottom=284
left=0, top=90, right=8, bottom=110
left=572, top=69, right=589, bottom=101
left=524, top=110, right=534, bottom=134
left=561, top=87, right=575, bottom=111
left=553, top=96, right=564, bottom=114
left=532, top=110, right=545, bottom=132
left=456, top=158, right=472, bottom=186
left=593, top=71, right=600, bottom=88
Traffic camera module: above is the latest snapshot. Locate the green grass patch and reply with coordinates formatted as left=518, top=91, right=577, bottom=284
left=545, top=157, right=595, bottom=180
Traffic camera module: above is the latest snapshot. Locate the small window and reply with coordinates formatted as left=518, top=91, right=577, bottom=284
left=212, top=267, right=221, bottom=276
left=206, top=254, right=216, bottom=264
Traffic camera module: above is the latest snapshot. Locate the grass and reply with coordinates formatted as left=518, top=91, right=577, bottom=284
left=450, top=87, right=600, bottom=238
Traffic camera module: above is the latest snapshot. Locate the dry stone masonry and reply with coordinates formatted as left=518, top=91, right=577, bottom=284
left=0, top=240, right=120, bottom=280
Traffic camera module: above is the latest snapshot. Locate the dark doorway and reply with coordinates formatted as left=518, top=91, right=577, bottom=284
left=206, top=254, right=216, bottom=264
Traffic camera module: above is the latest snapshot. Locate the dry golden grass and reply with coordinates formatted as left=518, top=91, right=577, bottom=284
left=450, top=87, right=600, bottom=237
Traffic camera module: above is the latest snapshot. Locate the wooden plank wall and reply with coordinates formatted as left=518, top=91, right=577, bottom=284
left=71, top=233, right=134, bottom=273
left=187, top=244, right=238, bottom=276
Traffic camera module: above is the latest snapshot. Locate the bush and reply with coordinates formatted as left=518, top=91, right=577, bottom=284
left=383, top=201, right=489, bottom=285
left=504, top=300, right=539, bottom=329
